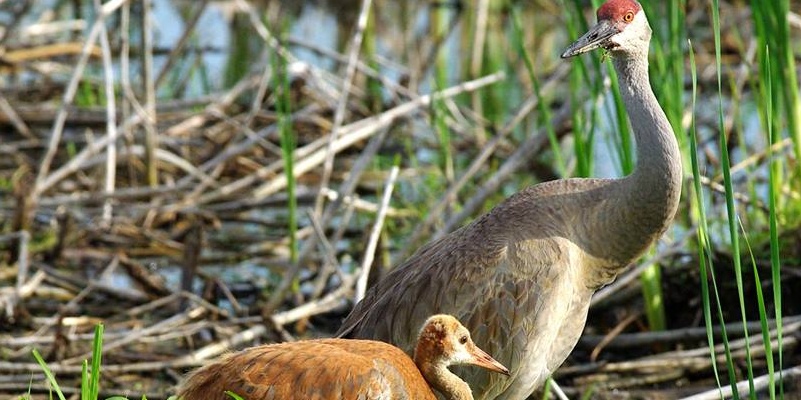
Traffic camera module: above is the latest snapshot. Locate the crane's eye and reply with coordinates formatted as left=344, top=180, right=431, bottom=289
left=459, top=335, right=468, bottom=344
left=623, top=11, right=634, bottom=22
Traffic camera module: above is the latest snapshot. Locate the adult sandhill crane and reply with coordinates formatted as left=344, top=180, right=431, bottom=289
left=337, top=0, right=682, bottom=398
left=176, top=314, right=509, bottom=400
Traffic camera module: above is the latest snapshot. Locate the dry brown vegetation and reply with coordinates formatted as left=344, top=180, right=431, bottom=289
left=1, top=0, right=800, bottom=399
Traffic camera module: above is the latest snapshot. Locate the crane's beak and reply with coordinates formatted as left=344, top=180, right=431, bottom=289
left=468, top=344, right=511, bottom=376
left=561, top=19, right=619, bottom=58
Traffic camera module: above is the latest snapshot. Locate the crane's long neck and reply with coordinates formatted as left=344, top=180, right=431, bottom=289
left=585, top=51, right=682, bottom=279
left=418, top=362, right=473, bottom=400
left=615, top=54, right=681, bottom=186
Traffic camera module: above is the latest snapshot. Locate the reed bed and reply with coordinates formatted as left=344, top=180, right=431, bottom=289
left=0, top=0, right=799, bottom=399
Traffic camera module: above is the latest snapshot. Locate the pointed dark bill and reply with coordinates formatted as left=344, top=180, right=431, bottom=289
left=561, top=19, right=619, bottom=58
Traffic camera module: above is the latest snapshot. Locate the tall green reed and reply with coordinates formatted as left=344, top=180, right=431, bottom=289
left=766, top=62, right=786, bottom=400
left=641, top=0, right=686, bottom=142
left=274, top=35, right=298, bottom=268
left=688, top=40, right=739, bottom=400
left=750, top=7, right=790, bottom=397
left=510, top=6, right=564, bottom=177
left=749, top=0, right=801, bottom=175
left=710, top=0, right=753, bottom=396
left=477, top=3, right=507, bottom=131
left=362, top=8, right=382, bottom=113
left=432, top=3, right=456, bottom=197
left=750, top=3, right=789, bottom=394
left=224, top=13, right=254, bottom=89
left=561, top=0, right=602, bottom=178
left=707, top=0, right=789, bottom=396
left=763, top=47, right=785, bottom=400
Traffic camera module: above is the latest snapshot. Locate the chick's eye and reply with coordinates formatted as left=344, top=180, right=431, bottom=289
left=623, top=11, right=634, bottom=22
left=459, top=335, right=468, bottom=344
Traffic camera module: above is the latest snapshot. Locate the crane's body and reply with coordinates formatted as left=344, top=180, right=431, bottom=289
left=176, top=315, right=508, bottom=400
left=337, top=0, right=682, bottom=399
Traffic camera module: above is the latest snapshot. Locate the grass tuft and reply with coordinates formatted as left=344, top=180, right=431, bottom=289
left=32, top=324, right=107, bottom=400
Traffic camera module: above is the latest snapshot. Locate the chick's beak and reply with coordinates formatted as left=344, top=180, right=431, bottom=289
left=469, top=344, right=511, bottom=376
left=561, top=19, right=619, bottom=58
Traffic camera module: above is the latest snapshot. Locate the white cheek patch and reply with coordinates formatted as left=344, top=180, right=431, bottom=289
left=610, top=11, right=648, bottom=48
left=453, top=347, right=474, bottom=364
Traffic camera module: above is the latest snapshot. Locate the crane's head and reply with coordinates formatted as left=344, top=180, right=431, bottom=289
left=561, top=0, right=651, bottom=59
left=414, top=314, right=510, bottom=376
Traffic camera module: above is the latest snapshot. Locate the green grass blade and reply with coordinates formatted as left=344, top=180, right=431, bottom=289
left=640, top=0, right=686, bottom=140
left=710, top=0, right=748, bottom=396
left=562, top=0, right=601, bottom=177
left=740, top=217, right=774, bottom=400
left=750, top=0, right=801, bottom=216
left=604, top=65, right=633, bottom=176
left=764, top=47, right=785, bottom=399
left=275, top=35, right=298, bottom=266
left=224, top=13, right=253, bottom=89
left=688, top=40, right=725, bottom=398
left=432, top=71, right=454, bottom=186
left=772, top=0, right=801, bottom=162
left=640, top=259, right=665, bottom=331
left=31, top=349, right=67, bottom=400
left=225, top=391, right=245, bottom=400
left=363, top=8, right=381, bottom=113
left=88, top=323, right=104, bottom=400
left=540, top=378, right=552, bottom=400
left=718, top=102, right=756, bottom=398
left=750, top=0, right=788, bottom=392
left=81, top=361, right=89, bottom=400
left=259, top=23, right=302, bottom=311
